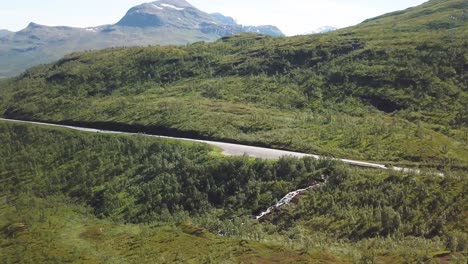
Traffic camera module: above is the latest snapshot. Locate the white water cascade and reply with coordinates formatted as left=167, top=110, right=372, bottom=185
left=256, top=179, right=327, bottom=220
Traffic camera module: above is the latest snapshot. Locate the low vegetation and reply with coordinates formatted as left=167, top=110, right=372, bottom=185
left=0, top=1, right=467, bottom=262
left=1, top=121, right=466, bottom=263
left=1, top=0, right=467, bottom=168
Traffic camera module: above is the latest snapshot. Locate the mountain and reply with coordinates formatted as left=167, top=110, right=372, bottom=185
left=0, top=30, right=12, bottom=38
left=210, top=13, right=237, bottom=26
left=242, top=25, right=285, bottom=36
left=116, top=0, right=213, bottom=28
left=1, top=0, right=467, bottom=166
left=303, top=26, right=337, bottom=35
left=0, top=0, right=284, bottom=78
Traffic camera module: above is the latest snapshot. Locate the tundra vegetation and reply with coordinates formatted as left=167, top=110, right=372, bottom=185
left=0, top=0, right=467, bottom=262
left=0, top=121, right=466, bottom=263
left=0, top=0, right=467, bottom=170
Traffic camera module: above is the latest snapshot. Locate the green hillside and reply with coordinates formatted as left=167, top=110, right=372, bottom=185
left=1, top=120, right=467, bottom=263
left=0, top=24, right=221, bottom=79
left=1, top=0, right=467, bottom=167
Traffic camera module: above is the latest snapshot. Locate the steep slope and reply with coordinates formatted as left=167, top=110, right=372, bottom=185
left=2, top=120, right=466, bottom=262
left=211, top=13, right=237, bottom=25
left=0, top=0, right=284, bottom=78
left=0, top=0, right=467, bottom=166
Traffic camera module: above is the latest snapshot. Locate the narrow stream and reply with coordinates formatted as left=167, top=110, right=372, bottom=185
left=256, top=179, right=327, bottom=220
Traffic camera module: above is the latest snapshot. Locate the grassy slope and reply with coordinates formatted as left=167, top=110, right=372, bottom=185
left=0, top=0, right=467, bottom=167
left=0, top=196, right=320, bottom=264
left=0, top=26, right=220, bottom=78
left=0, top=121, right=323, bottom=263
left=0, top=120, right=466, bottom=263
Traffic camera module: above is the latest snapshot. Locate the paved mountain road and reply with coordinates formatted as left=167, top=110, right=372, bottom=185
left=0, top=118, right=443, bottom=176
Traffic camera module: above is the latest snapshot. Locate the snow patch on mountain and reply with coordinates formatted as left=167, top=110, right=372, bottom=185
left=151, top=4, right=163, bottom=10
left=303, top=26, right=337, bottom=35
left=160, top=3, right=184, bottom=10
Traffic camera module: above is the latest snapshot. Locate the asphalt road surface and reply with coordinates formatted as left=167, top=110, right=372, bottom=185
left=0, top=118, right=443, bottom=176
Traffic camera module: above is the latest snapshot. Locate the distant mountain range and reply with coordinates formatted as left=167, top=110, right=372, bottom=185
left=303, top=26, right=337, bottom=35
left=0, top=0, right=284, bottom=78
left=0, top=30, right=12, bottom=38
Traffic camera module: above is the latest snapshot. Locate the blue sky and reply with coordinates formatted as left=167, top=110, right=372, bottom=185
left=0, top=0, right=428, bottom=35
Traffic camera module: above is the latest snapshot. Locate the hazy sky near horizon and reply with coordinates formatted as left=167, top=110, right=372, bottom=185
left=1, top=0, right=427, bottom=36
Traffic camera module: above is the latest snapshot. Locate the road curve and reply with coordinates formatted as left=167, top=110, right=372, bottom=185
left=0, top=118, right=443, bottom=176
